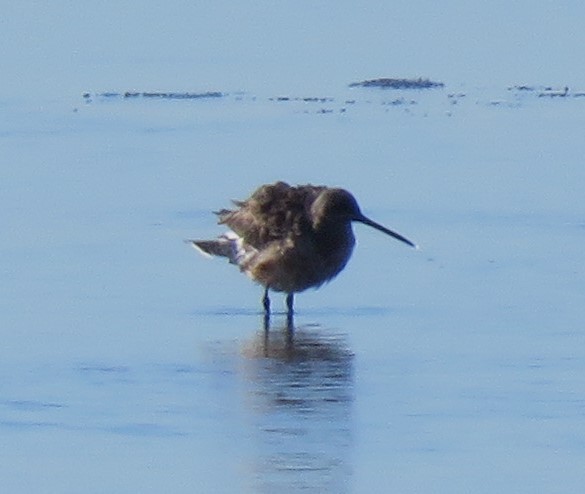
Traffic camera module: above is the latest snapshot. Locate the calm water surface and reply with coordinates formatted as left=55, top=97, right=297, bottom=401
left=2, top=52, right=585, bottom=494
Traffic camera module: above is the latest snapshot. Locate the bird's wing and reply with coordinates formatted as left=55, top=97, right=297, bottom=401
left=216, top=182, right=324, bottom=249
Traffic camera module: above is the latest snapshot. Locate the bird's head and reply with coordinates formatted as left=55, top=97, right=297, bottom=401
left=311, top=188, right=417, bottom=248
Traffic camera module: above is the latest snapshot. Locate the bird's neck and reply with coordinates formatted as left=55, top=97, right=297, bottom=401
left=314, top=220, right=355, bottom=256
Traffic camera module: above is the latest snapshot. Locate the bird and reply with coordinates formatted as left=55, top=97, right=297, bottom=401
left=187, top=182, right=416, bottom=315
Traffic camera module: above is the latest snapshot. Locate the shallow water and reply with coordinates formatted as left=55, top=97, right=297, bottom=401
left=3, top=2, right=585, bottom=493
left=3, top=89, right=585, bottom=493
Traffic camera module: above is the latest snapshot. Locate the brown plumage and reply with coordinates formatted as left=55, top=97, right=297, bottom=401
left=187, top=182, right=416, bottom=314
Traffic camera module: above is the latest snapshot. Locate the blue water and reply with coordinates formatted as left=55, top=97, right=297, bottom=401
left=2, top=2, right=585, bottom=493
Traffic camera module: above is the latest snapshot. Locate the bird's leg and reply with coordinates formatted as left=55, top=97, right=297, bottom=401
left=286, top=293, right=294, bottom=315
left=286, top=302, right=295, bottom=334
left=262, top=287, right=271, bottom=314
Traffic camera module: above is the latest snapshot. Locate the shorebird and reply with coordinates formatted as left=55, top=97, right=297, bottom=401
left=187, top=182, right=416, bottom=315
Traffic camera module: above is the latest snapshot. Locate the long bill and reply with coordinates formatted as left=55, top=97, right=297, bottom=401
left=357, top=215, right=417, bottom=249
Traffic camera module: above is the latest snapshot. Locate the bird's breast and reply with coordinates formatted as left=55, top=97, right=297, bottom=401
left=313, top=223, right=356, bottom=280
left=245, top=226, right=355, bottom=293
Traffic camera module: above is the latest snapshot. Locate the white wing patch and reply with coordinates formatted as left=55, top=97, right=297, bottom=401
left=187, top=231, right=258, bottom=268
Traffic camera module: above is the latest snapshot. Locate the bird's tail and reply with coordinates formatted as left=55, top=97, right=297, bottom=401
left=185, top=232, right=243, bottom=265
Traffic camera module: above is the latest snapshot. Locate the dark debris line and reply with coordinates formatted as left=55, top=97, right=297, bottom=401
left=349, top=78, right=445, bottom=89
left=507, top=85, right=585, bottom=98
left=81, top=79, right=585, bottom=107
left=83, top=91, right=224, bottom=100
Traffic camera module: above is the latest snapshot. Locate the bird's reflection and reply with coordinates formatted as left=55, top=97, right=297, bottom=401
left=240, top=315, right=354, bottom=493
